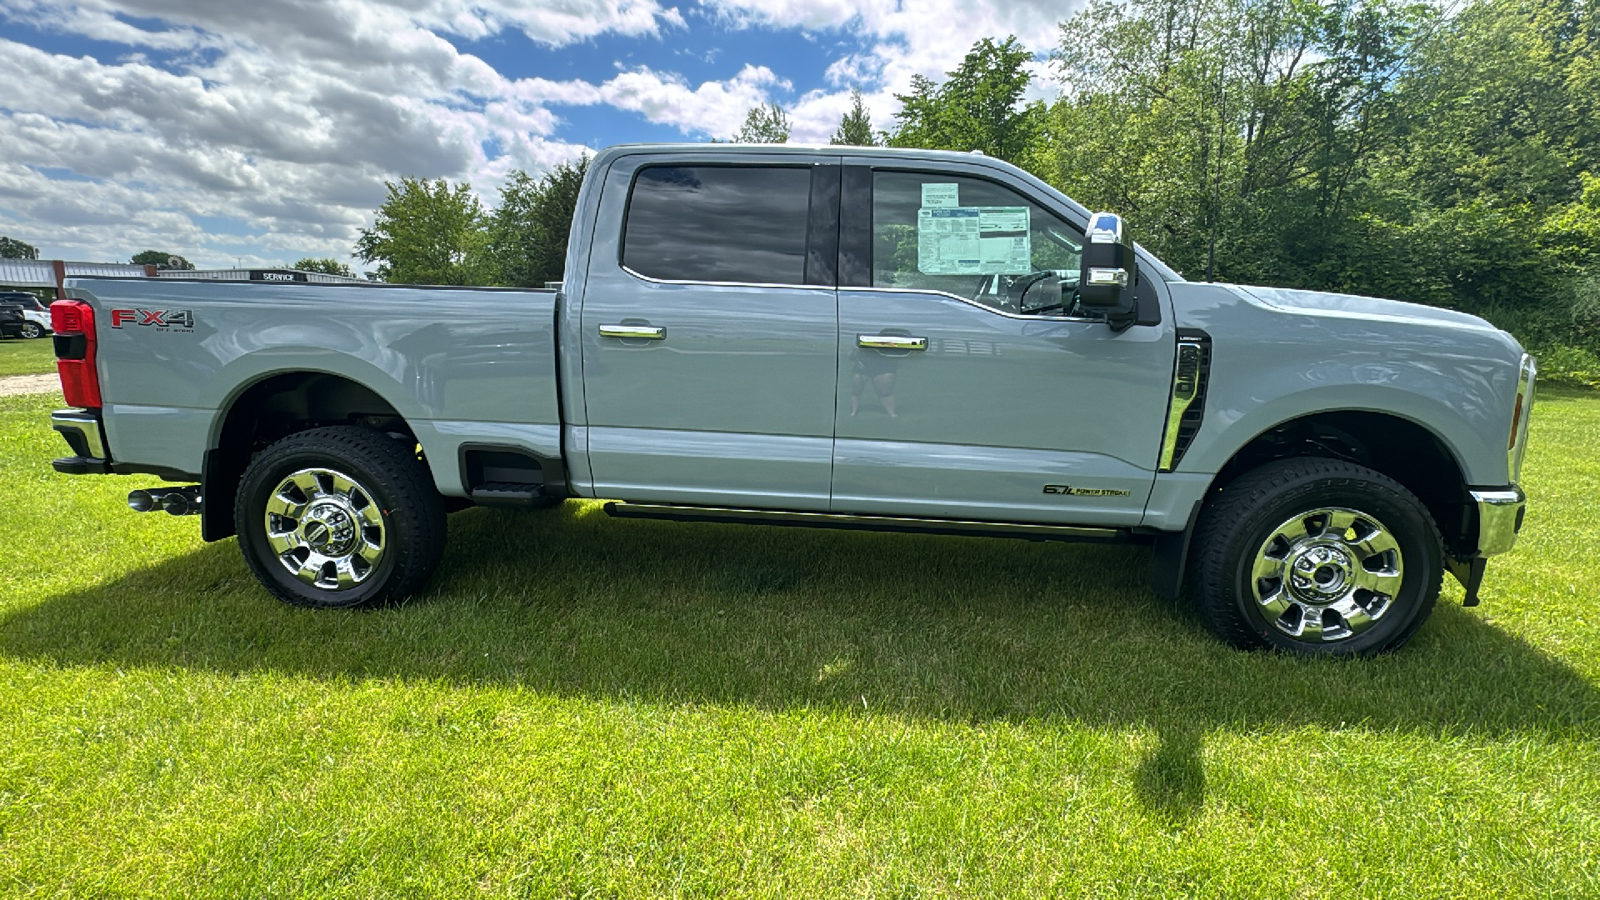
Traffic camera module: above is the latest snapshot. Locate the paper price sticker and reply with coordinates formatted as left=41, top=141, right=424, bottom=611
left=917, top=206, right=1031, bottom=275
left=921, top=183, right=960, bottom=208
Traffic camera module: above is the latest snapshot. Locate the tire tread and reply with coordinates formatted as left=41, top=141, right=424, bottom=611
left=233, top=426, right=446, bottom=608
left=1188, top=457, right=1442, bottom=656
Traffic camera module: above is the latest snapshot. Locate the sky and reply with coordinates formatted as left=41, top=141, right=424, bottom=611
left=0, top=0, right=1077, bottom=272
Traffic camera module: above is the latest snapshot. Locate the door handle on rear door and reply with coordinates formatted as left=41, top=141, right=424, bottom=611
left=858, top=334, right=927, bottom=350
left=599, top=324, right=666, bottom=340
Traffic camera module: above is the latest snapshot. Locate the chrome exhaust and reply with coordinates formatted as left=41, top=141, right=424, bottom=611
left=127, top=489, right=168, bottom=512
left=128, top=485, right=202, bottom=515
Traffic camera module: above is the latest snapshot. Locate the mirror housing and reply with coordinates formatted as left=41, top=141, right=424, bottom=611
left=1077, top=212, right=1138, bottom=331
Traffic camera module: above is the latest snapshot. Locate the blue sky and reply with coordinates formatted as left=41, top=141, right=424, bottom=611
left=0, top=0, right=1069, bottom=271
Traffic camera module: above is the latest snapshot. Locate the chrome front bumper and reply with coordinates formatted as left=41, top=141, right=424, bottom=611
left=1471, top=486, right=1526, bottom=557
left=1448, top=485, right=1527, bottom=607
left=51, top=408, right=111, bottom=475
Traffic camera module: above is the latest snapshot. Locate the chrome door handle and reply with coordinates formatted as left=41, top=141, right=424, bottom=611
left=858, top=334, right=927, bottom=351
left=599, top=324, right=665, bottom=340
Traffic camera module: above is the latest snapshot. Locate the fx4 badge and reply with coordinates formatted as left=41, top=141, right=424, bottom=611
left=1043, top=484, right=1131, bottom=497
left=110, top=308, right=195, bottom=331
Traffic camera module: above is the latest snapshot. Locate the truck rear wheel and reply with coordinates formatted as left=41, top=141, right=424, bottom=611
left=1189, top=457, right=1442, bottom=656
left=234, top=426, right=446, bottom=609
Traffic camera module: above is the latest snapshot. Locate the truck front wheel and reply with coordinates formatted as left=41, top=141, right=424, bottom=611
left=1189, top=457, right=1442, bottom=656
left=234, top=426, right=446, bottom=609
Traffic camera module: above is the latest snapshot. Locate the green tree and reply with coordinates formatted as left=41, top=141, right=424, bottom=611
left=0, top=236, right=38, bottom=259
left=734, top=102, right=792, bottom=143
left=293, top=257, right=355, bottom=277
left=354, top=177, right=491, bottom=285
left=131, top=250, right=196, bottom=270
left=830, top=88, right=879, bottom=146
left=486, top=156, right=591, bottom=288
left=888, top=36, right=1045, bottom=167
left=1048, top=0, right=1429, bottom=284
left=1366, top=0, right=1600, bottom=310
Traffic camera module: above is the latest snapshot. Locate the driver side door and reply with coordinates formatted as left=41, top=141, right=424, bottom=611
left=831, top=163, right=1175, bottom=526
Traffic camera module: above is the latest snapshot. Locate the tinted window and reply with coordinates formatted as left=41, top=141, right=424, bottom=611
left=623, top=165, right=812, bottom=285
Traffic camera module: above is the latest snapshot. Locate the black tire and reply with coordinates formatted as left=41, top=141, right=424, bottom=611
left=234, top=426, right=446, bottom=609
left=19, top=321, right=43, bottom=339
left=1189, top=457, right=1442, bottom=657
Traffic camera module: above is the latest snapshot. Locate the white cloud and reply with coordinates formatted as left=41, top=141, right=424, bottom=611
left=0, top=0, right=1077, bottom=268
left=0, top=0, right=693, bottom=266
left=699, top=0, right=1075, bottom=142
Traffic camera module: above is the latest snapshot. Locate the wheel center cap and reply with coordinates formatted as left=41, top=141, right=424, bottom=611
left=1287, top=544, right=1353, bottom=601
left=301, top=501, right=356, bottom=556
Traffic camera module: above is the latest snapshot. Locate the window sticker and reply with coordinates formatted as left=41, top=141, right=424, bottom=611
left=921, top=183, right=960, bottom=208
left=917, top=206, right=1031, bottom=275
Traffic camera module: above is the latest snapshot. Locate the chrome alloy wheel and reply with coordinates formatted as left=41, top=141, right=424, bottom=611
left=1250, top=507, right=1404, bottom=643
left=263, top=468, right=387, bottom=591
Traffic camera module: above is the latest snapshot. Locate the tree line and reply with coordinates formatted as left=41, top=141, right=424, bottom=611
left=353, top=0, right=1596, bottom=384
left=0, top=237, right=353, bottom=279
left=7, top=0, right=1593, bottom=381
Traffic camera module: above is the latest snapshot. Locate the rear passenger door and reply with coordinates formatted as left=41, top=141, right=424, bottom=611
left=578, top=154, right=842, bottom=509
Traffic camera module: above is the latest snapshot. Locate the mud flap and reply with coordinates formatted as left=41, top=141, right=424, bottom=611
left=1446, top=555, right=1488, bottom=607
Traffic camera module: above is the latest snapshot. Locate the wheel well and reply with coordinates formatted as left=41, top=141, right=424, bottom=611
left=1212, top=411, right=1475, bottom=557
left=201, top=372, right=418, bottom=541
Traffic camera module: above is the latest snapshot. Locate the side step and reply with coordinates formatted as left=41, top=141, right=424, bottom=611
left=469, top=481, right=546, bottom=504
left=604, top=502, right=1127, bottom=543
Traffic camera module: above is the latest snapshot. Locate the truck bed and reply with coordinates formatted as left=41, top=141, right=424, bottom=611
left=65, top=277, right=562, bottom=497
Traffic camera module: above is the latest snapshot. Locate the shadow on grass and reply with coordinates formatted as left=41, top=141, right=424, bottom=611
left=4, top=502, right=1597, bottom=818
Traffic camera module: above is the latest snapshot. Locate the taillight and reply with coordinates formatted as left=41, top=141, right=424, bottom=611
left=50, top=299, right=101, bottom=408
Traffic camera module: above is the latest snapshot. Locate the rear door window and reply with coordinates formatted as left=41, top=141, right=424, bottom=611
left=622, top=165, right=812, bottom=286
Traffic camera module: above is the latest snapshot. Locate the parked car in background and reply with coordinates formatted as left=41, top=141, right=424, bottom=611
left=0, top=301, right=26, bottom=339
left=0, top=291, right=51, bottom=338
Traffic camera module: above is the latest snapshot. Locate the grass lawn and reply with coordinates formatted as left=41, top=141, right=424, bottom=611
left=0, top=337, right=56, bottom=377
left=1, top=388, right=1597, bottom=898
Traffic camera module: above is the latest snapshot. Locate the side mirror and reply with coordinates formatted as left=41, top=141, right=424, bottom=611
left=1077, top=212, right=1138, bottom=331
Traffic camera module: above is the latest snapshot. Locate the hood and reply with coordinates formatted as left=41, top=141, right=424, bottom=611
left=1232, top=285, right=1502, bottom=333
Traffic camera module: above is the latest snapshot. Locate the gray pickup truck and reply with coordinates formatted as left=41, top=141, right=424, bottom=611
left=47, top=144, right=1535, bottom=656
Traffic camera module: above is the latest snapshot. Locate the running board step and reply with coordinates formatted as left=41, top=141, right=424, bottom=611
left=469, top=481, right=546, bottom=505
left=603, top=503, right=1126, bottom=543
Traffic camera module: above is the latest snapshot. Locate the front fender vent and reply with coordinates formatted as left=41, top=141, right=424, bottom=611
left=1159, top=330, right=1211, bottom=472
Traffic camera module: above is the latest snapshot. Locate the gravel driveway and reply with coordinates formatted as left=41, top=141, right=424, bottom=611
left=0, top=375, right=61, bottom=397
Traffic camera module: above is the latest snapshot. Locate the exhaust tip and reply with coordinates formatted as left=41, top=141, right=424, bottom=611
left=129, top=485, right=201, bottom=515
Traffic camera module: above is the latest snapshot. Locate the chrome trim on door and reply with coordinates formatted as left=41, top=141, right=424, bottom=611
left=598, top=324, right=666, bottom=340
left=858, top=334, right=928, bottom=350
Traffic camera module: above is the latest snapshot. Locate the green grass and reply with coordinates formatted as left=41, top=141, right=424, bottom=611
left=2, top=388, right=1598, bottom=898
left=0, top=337, right=55, bottom=377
